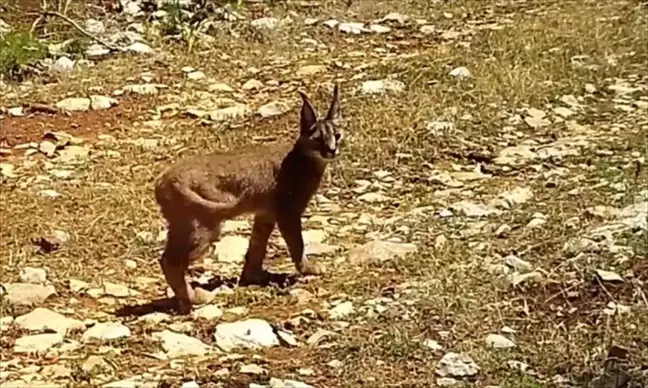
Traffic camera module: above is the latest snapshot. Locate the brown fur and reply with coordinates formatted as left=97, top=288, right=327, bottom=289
left=154, top=85, right=343, bottom=313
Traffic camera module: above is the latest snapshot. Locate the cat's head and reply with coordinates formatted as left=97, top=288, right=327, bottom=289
left=297, top=84, right=343, bottom=162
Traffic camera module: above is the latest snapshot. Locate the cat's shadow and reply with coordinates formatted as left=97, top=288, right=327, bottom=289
left=113, top=272, right=299, bottom=317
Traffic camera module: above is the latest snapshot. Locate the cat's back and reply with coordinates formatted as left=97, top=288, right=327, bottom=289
left=156, top=142, right=292, bottom=187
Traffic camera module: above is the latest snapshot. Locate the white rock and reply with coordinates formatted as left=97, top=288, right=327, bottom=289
left=181, top=382, right=200, bottom=388
left=191, top=305, right=223, bottom=320
left=450, top=201, right=497, bottom=217
left=186, top=71, right=206, bottom=80
left=251, top=17, right=278, bottom=30
left=449, top=66, right=471, bottom=79
left=436, top=377, right=461, bottom=386
left=361, top=79, right=405, bottom=94
left=137, top=312, right=172, bottom=324
left=242, top=79, right=264, bottom=91
left=358, top=192, right=390, bottom=203
left=69, top=279, right=89, bottom=293
left=436, top=352, right=480, bottom=377
left=0, top=163, right=17, bottom=178
left=39, top=189, right=62, bottom=198
left=152, top=330, right=211, bottom=358
left=258, top=101, right=291, bottom=118
left=426, top=121, right=455, bottom=134
left=51, top=56, right=75, bottom=73
left=269, top=378, right=314, bottom=388
left=296, top=65, right=326, bottom=77
left=208, top=104, right=251, bottom=122
left=85, top=43, right=110, bottom=57
left=1, top=316, right=14, bottom=331
left=8, top=106, right=24, bottom=117
left=208, top=83, right=234, bottom=93
left=306, top=329, right=336, bottom=346
left=524, top=108, right=550, bottom=128
left=422, top=339, right=443, bottom=351
left=19, top=267, right=47, bottom=284
left=348, top=240, right=417, bottom=263
left=1, top=283, right=57, bottom=306
left=14, top=333, right=64, bottom=354
left=420, top=25, right=436, bottom=34
left=85, top=19, right=105, bottom=34
left=122, top=84, right=164, bottom=95
left=369, top=24, right=391, bottom=33
left=15, top=308, right=85, bottom=335
left=596, top=269, right=623, bottom=282
left=56, top=97, right=91, bottom=112
left=240, top=363, right=266, bottom=375
left=214, top=235, right=249, bottom=263
left=213, top=319, right=279, bottom=352
left=485, top=334, right=516, bottom=349
left=82, top=322, right=131, bottom=342
left=103, top=282, right=132, bottom=297
left=329, top=301, right=354, bottom=320
left=503, top=255, right=533, bottom=274
left=499, top=187, right=533, bottom=206
left=90, top=95, right=118, bottom=110
left=338, top=22, right=368, bottom=34
left=126, top=42, right=153, bottom=54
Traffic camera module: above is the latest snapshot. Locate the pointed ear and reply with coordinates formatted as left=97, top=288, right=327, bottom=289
left=299, top=91, right=317, bottom=133
left=325, top=84, right=340, bottom=124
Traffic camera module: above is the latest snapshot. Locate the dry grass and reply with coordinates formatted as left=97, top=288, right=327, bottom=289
left=1, top=0, right=647, bottom=387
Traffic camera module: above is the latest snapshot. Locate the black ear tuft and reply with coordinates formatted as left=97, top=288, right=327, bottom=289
left=325, top=84, right=340, bottom=124
left=299, top=91, right=318, bottom=134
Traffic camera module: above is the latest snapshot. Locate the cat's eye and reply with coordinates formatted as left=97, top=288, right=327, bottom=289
left=334, top=133, right=342, bottom=141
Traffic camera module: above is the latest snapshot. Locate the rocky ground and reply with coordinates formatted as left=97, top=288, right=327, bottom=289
left=0, top=1, right=647, bottom=387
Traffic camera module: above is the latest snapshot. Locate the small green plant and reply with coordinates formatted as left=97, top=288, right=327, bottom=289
left=0, top=31, right=46, bottom=79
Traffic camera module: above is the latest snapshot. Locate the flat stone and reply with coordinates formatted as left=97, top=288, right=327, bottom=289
left=56, top=97, right=91, bottom=112
left=361, top=79, right=405, bottom=94
left=103, top=282, right=133, bottom=298
left=1, top=283, right=57, bottom=306
left=152, top=330, right=211, bottom=358
left=450, top=201, right=498, bottom=217
left=82, top=322, right=131, bottom=342
left=436, top=352, right=480, bottom=377
left=90, top=95, right=118, bottom=110
left=296, top=65, right=326, bottom=77
left=485, top=334, right=516, bottom=349
left=208, top=104, right=250, bottom=122
left=126, top=42, right=153, bottom=54
left=596, top=269, right=623, bottom=282
left=348, top=240, right=417, bottom=263
left=15, top=308, right=85, bottom=335
left=240, top=363, right=266, bottom=375
left=51, top=56, right=75, bottom=73
left=14, top=333, right=64, bottom=354
left=258, top=101, right=291, bottom=118
left=214, top=236, right=249, bottom=263
left=242, top=79, right=264, bottom=91
left=191, top=305, right=223, bottom=320
left=19, top=267, right=47, bottom=284
left=213, top=319, right=279, bottom=352
left=503, top=255, right=533, bottom=274
left=449, top=66, right=471, bottom=79
left=269, top=378, right=314, bottom=388
left=329, top=301, right=354, bottom=320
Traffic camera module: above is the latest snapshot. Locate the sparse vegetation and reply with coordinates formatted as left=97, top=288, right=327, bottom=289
left=0, top=0, right=647, bottom=387
left=0, top=31, right=46, bottom=79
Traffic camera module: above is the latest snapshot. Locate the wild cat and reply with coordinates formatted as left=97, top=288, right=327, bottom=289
left=154, top=85, right=343, bottom=312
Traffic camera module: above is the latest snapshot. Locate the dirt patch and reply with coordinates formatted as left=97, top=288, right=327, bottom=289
left=0, top=97, right=157, bottom=148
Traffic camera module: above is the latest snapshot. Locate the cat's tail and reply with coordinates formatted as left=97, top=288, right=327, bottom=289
left=173, top=182, right=234, bottom=217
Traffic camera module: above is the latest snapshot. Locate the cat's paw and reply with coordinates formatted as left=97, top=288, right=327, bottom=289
left=299, top=259, right=326, bottom=276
